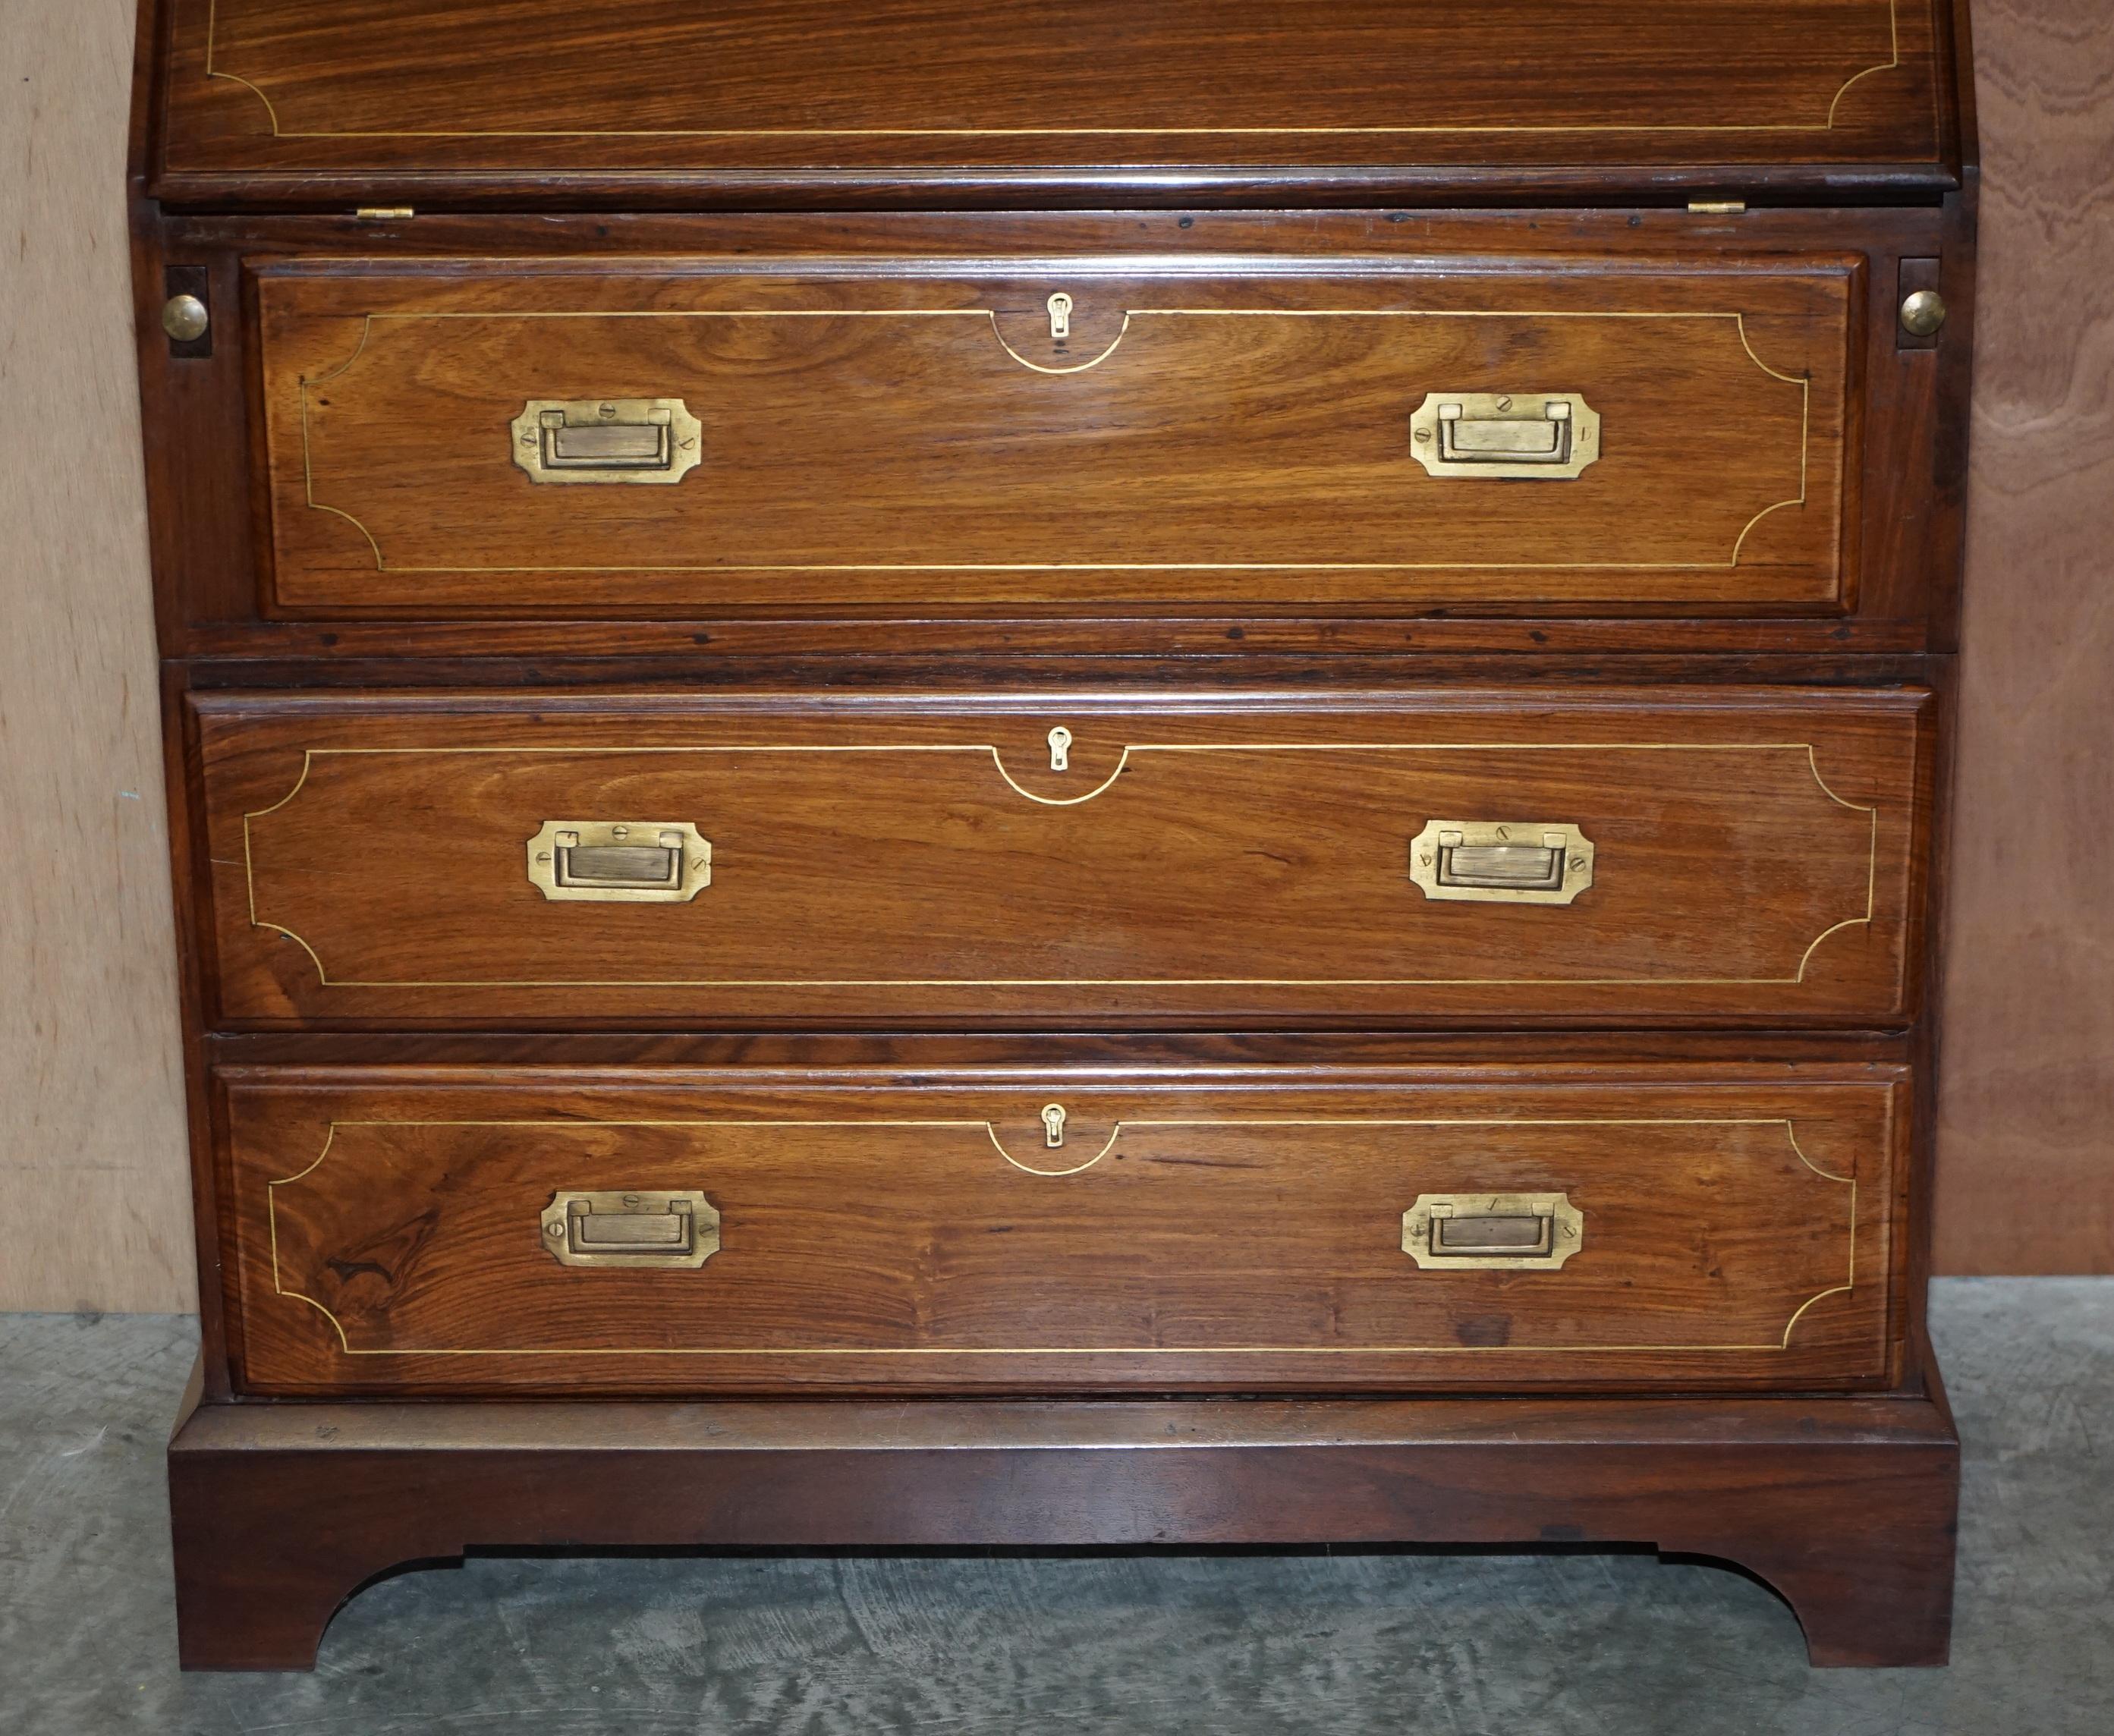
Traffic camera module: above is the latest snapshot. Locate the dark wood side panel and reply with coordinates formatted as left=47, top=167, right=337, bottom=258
left=152, top=0, right=1949, bottom=196
left=252, top=254, right=1857, bottom=618
left=190, top=686, right=1933, bottom=1030
left=217, top=1064, right=1905, bottom=1395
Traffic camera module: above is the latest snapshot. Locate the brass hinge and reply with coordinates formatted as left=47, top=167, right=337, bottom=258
left=354, top=206, right=415, bottom=221
left=1687, top=200, right=1748, bottom=215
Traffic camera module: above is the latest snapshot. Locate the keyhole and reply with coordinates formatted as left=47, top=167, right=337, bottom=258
left=1041, top=1104, right=1068, bottom=1149
left=1046, top=291, right=1074, bottom=341
left=1048, top=725, right=1073, bottom=772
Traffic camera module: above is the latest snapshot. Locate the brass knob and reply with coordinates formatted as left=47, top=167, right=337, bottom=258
left=1899, top=289, right=1948, bottom=338
left=161, top=294, right=209, bottom=343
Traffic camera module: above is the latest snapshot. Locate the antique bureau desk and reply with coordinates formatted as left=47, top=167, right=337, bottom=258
left=132, top=0, right=1977, bottom=1669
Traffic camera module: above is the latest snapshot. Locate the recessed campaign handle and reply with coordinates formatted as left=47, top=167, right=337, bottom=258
left=540, top=1190, right=721, bottom=1269
left=1408, top=820, right=1595, bottom=905
left=526, top=821, right=713, bottom=903
left=511, top=398, right=702, bottom=485
left=1402, top=1193, right=1584, bottom=1270
left=1409, top=392, right=1601, bottom=479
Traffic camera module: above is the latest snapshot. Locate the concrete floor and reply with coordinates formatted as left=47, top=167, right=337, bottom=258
left=1, top=1282, right=2108, bottom=1734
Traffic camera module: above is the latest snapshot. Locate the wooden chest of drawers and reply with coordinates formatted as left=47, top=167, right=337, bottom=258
left=135, top=0, right=1977, bottom=1672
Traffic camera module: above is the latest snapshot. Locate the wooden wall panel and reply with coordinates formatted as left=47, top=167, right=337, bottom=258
left=1934, top=0, right=2114, bottom=1273
left=0, top=2, right=2104, bottom=1306
left=0, top=0, right=195, bottom=1311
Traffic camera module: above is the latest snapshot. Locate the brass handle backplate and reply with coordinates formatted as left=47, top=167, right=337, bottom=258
left=1408, top=392, right=1601, bottom=480
left=540, top=1190, right=720, bottom=1269
left=1402, top=1193, right=1584, bottom=1270
left=526, top=820, right=712, bottom=903
left=1408, top=820, right=1594, bottom=904
left=511, top=398, right=702, bottom=485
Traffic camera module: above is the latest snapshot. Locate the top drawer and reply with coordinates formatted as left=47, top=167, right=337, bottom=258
left=253, top=253, right=1861, bottom=620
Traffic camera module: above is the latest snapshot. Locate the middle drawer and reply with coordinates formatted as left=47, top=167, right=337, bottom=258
left=192, top=686, right=1930, bottom=1030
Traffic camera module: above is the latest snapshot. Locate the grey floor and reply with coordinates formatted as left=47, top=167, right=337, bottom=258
left=2, top=1282, right=2109, bottom=1735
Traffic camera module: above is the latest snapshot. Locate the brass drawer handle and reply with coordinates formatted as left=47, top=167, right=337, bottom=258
left=1408, top=392, right=1601, bottom=480
left=526, top=820, right=712, bottom=903
left=1403, top=1193, right=1583, bottom=1270
left=510, top=398, right=703, bottom=485
left=1408, top=820, right=1594, bottom=904
left=540, top=1190, right=721, bottom=1269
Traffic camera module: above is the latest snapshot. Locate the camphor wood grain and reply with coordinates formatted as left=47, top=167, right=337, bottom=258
left=191, top=687, right=1932, bottom=1030
left=154, top=0, right=1946, bottom=190
left=219, top=1065, right=1904, bottom=1395
left=256, top=256, right=1856, bottom=618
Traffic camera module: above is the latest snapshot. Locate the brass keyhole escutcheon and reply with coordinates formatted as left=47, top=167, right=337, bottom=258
left=1899, top=289, right=1948, bottom=338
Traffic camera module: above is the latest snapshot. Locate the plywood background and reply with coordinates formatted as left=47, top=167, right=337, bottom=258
left=1933, top=0, right=2114, bottom=1273
left=0, top=0, right=2106, bottom=1308
left=0, top=0, right=195, bottom=1312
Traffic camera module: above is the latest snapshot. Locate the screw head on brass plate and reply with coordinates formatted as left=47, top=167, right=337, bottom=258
left=161, top=294, right=209, bottom=343
left=1899, top=289, right=1948, bottom=338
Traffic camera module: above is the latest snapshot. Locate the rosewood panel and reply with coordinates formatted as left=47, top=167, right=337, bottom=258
left=190, top=687, right=1933, bottom=1030
left=253, top=256, right=1858, bottom=618
left=218, top=1065, right=1905, bottom=1395
left=153, top=0, right=1949, bottom=194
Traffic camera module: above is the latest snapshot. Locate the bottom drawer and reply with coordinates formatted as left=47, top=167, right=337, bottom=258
left=216, top=1062, right=1906, bottom=1396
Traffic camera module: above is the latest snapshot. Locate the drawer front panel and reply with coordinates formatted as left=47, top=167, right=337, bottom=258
left=194, top=688, right=1930, bottom=1030
left=256, top=257, right=1857, bottom=618
left=220, top=1068, right=1905, bottom=1396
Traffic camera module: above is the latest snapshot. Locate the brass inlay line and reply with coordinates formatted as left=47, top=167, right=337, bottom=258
left=986, top=313, right=1132, bottom=375
left=237, top=738, right=1879, bottom=991
left=987, top=1122, right=1124, bottom=1176
left=291, top=307, right=1815, bottom=577
left=1828, top=0, right=1904, bottom=126
left=263, top=1115, right=1859, bottom=1359
left=203, top=0, right=1906, bottom=141
left=201, top=0, right=282, bottom=133
left=297, top=386, right=384, bottom=568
